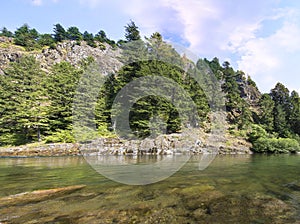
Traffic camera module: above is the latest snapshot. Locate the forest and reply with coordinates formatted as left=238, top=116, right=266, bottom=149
left=0, top=22, right=299, bottom=153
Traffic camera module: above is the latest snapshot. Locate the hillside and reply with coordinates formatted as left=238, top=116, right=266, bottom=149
left=0, top=36, right=122, bottom=75
left=0, top=23, right=299, bottom=154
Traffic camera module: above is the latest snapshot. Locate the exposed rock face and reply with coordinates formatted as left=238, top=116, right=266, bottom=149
left=0, top=143, right=80, bottom=157
left=80, top=133, right=204, bottom=156
left=237, top=77, right=261, bottom=109
left=0, top=37, right=123, bottom=75
left=37, top=41, right=122, bottom=74
left=0, top=131, right=252, bottom=157
left=0, top=37, right=23, bottom=74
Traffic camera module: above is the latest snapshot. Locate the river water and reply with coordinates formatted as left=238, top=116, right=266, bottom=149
left=0, top=154, right=300, bottom=223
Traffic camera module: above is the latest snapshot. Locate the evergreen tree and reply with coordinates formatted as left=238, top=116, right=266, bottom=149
left=38, top=33, right=55, bottom=47
left=83, top=31, right=96, bottom=47
left=290, top=90, right=300, bottom=135
left=124, top=21, right=141, bottom=41
left=67, top=26, right=82, bottom=41
left=46, top=62, right=82, bottom=134
left=14, top=24, right=39, bottom=50
left=95, top=30, right=108, bottom=42
left=273, top=104, right=289, bottom=137
left=53, top=23, right=67, bottom=42
left=120, top=25, right=147, bottom=63
left=0, top=27, right=13, bottom=37
left=0, top=56, right=47, bottom=145
left=270, top=83, right=291, bottom=137
left=205, top=57, right=223, bottom=80
left=259, top=93, right=274, bottom=132
left=247, top=75, right=257, bottom=88
left=146, top=32, right=182, bottom=65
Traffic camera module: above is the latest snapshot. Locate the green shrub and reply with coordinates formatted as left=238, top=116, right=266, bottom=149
left=252, top=137, right=300, bottom=153
left=248, top=124, right=268, bottom=142
left=45, top=130, right=75, bottom=143
left=0, top=133, right=27, bottom=146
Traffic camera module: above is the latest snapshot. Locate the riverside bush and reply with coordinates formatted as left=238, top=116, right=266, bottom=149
left=252, top=137, right=300, bottom=153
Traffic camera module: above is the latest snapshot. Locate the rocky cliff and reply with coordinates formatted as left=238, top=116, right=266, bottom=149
left=0, top=36, right=122, bottom=75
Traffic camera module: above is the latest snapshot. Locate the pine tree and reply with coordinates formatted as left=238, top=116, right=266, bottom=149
left=95, top=30, right=108, bottom=42
left=259, top=93, right=274, bottom=132
left=124, top=21, right=141, bottom=41
left=38, top=34, right=55, bottom=47
left=46, top=62, right=82, bottom=134
left=0, top=27, right=13, bottom=37
left=290, top=90, right=300, bottom=135
left=0, top=56, right=47, bottom=145
left=14, top=24, right=39, bottom=50
left=53, top=23, right=67, bottom=42
left=83, top=31, right=96, bottom=47
left=67, top=26, right=82, bottom=41
left=270, top=83, right=291, bottom=137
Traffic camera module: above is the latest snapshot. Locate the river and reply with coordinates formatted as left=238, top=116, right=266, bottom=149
left=0, top=154, right=300, bottom=223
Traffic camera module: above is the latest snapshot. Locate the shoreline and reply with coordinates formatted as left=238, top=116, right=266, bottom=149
left=0, top=134, right=253, bottom=158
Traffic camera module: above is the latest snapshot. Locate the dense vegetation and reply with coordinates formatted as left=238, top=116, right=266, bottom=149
left=0, top=22, right=299, bottom=153
left=0, top=23, right=116, bottom=50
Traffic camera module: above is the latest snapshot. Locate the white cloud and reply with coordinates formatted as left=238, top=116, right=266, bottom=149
left=79, top=0, right=99, bottom=7
left=31, top=0, right=42, bottom=6
left=235, top=12, right=300, bottom=92
left=30, top=0, right=59, bottom=6
left=70, top=0, right=300, bottom=92
left=118, top=0, right=300, bottom=92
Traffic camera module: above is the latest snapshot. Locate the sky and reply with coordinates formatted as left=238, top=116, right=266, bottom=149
left=1, top=0, right=300, bottom=93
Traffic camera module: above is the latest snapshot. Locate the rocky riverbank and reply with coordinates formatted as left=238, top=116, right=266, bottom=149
left=0, top=132, right=252, bottom=157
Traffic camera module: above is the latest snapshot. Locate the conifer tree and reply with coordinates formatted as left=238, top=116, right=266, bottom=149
left=46, top=62, right=82, bottom=134
left=0, top=56, right=47, bottom=145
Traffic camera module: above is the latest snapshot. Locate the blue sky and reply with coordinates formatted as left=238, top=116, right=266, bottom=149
left=1, top=0, right=300, bottom=93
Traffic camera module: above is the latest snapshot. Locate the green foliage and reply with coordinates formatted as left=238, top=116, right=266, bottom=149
left=94, top=30, right=116, bottom=47
left=83, top=31, right=97, bottom=47
left=95, top=30, right=107, bottom=42
left=270, top=83, right=291, bottom=137
left=53, top=23, right=67, bottom=42
left=44, top=129, right=75, bottom=143
left=2, top=23, right=116, bottom=49
left=249, top=124, right=300, bottom=153
left=14, top=24, right=39, bottom=50
left=248, top=124, right=268, bottom=143
left=258, top=94, right=274, bottom=132
left=204, top=57, right=223, bottom=80
left=252, top=137, right=300, bottom=153
left=290, top=91, right=300, bottom=135
left=124, top=21, right=141, bottom=41
left=98, top=124, right=116, bottom=137
left=38, top=34, right=55, bottom=47
left=217, top=61, right=252, bottom=127
left=0, top=56, right=48, bottom=145
left=0, top=27, right=13, bottom=37
left=67, top=26, right=82, bottom=41
left=1, top=22, right=300, bottom=152
left=247, top=75, right=257, bottom=88
left=46, top=62, right=82, bottom=133
left=101, top=35, right=209, bottom=138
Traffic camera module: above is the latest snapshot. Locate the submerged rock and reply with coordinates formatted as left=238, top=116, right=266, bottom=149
left=284, top=182, right=300, bottom=191
left=0, top=185, right=86, bottom=207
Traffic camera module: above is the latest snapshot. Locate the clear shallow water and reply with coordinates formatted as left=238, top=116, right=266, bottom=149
left=0, top=154, right=300, bottom=223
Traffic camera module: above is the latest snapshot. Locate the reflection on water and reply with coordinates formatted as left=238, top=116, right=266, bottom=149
left=86, top=154, right=191, bottom=185
left=0, top=154, right=300, bottom=223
